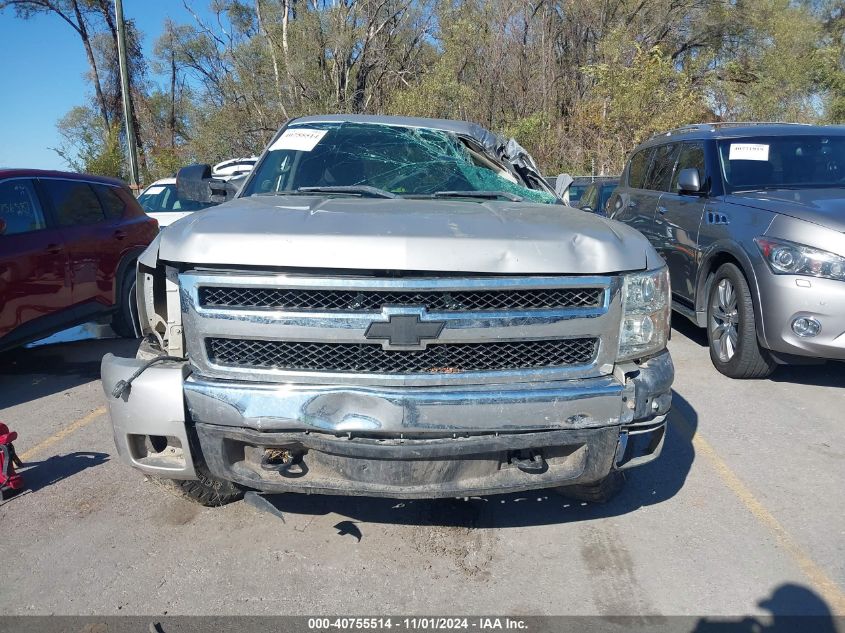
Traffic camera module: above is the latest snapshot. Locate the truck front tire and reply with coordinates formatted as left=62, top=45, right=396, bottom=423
left=172, top=462, right=246, bottom=507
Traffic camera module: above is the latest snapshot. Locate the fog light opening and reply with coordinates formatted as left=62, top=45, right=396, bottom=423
left=148, top=434, right=169, bottom=453
left=791, top=317, right=821, bottom=338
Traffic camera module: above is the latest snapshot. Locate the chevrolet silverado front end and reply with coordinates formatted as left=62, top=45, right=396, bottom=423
left=101, top=115, right=673, bottom=504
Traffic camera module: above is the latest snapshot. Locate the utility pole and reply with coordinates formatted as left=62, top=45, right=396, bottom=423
left=115, top=0, right=140, bottom=190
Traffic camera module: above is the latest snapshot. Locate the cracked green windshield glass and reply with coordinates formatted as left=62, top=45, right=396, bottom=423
left=243, top=122, right=556, bottom=203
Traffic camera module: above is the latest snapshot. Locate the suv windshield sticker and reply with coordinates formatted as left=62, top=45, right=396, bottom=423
left=270, top=128, right=328, bottom=152
left=729, top=143, right=769, bottom=161
left=143, top=185, right=166, bottom=195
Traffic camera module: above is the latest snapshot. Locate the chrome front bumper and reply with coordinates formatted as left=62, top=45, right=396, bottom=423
left=101, top=351, right=673, bottom=496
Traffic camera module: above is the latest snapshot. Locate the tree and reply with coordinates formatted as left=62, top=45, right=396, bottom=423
left=7, top=0, right=843, bottom=180
left=0, top=0, right=111, bottom=125
left=2, top=0, right=149, bottom=173
left=53, top=105, right=124, bottom=177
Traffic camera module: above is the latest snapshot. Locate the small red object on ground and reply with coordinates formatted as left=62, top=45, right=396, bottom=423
left=0, top=422, right=24, bottom=499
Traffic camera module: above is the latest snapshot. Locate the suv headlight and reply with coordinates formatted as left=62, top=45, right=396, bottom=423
left=755, top=237, right=845, bottom=281
left=618, top=266, right=671, bottom=361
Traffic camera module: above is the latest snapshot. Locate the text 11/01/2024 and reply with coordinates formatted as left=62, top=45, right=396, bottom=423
left=307, top=618, right=529, bottom=631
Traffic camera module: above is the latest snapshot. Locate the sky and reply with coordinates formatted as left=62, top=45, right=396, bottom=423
left=0, top=0, right=213, bottom=170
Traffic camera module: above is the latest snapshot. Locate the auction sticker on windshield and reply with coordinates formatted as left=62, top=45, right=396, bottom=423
left=270, top=128, right=328, bottom=152
left=729, top=143, right=770, bottom=161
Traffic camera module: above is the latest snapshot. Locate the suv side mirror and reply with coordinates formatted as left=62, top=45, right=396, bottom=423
left=677, top=168, right=702, bottom=194
left=176, top=164, right=236, bottom=204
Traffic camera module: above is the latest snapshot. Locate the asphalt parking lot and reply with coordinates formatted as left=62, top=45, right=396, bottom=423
left=0, top=321, right=843, bottom=619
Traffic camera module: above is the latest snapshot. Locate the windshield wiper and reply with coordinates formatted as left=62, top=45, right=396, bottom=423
left=431, top=190, right=523, bottom=202
left=296, top=185, right=398, bottom=199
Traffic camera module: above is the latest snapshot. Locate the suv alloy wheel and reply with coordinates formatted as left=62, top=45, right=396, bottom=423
left=706, top=263, right=777, bottom=379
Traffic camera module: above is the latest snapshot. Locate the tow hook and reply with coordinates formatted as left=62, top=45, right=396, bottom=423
left=261, top=448, right=294, bottom=470
left=510, top=452, right=548, bottom=474
left=260, top=448, right=308, bottom=478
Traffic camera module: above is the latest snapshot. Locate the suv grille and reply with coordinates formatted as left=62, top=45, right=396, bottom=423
left=206, top=337, right=599, bottom=374
left=199, top=286, right=603, bottom=312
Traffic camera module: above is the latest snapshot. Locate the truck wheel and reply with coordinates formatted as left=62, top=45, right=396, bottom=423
left=111, top=267, right=139, bottom=338
left=172, top=462, right=246, bottom=507
left=706, top=263, right=776, bottom=379
left=554, top=471, right=625, bottom=503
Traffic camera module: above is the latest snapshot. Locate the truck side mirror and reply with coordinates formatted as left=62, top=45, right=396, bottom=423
left=176, top=164, right=236, bottom=204
left=677, top=168, right=702, bottom=194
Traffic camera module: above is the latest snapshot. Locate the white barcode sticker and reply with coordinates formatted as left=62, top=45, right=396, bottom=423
left=729, top=143, right=769, bottom=161
left=269, top=128, right=328, bottom=152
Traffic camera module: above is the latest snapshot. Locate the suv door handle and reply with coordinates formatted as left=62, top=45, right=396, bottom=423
left=113, top=229, right=128, bottom=240
left=657, top=205, right=668, bottom=215
left=46, top=243, right=63, bottom=255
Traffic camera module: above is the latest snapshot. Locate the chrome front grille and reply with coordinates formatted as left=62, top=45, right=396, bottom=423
left=206, top=337, right=599, bottom=374
left=180, top=271, right=622, bottom=386
left=199, top=286, right=604, bottom=312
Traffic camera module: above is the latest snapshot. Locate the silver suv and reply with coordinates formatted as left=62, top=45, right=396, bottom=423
left=101, top=115, right=673, bottom=505
left=610, top=123, right=845, bottom=378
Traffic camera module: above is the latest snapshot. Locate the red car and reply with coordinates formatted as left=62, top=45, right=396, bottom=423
left=0, top=169, right=158, bottom=352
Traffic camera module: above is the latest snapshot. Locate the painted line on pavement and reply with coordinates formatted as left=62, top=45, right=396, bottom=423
left=18, top=405, right=107, bottom=461
left=675, top=415, right=845, bottom=613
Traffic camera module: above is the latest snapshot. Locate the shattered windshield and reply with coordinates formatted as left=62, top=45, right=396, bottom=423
left=242, top=122, right=556, bottom=203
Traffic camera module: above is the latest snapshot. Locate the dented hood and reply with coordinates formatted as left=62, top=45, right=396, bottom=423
left=157, top=195, right=656, bottom=274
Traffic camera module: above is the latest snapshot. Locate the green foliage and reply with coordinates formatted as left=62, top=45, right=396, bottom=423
left=571, top=36, right=708, bottom=173
left=54, top=106, right=126, bottom=178
left=10, top=0, right=842, bottom=181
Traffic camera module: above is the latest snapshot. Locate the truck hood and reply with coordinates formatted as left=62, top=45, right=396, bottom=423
left=157, top=195, right=655, bottom=274
left=726, top=188, right=845, bottom=233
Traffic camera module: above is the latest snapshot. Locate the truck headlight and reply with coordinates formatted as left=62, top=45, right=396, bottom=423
left=618, top=266, right=670, bottom=361
left=755, top=237, right=845, bottom=281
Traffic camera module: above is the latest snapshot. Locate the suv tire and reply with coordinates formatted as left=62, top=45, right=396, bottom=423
left=706, top=263, right=776, bottom=379
left=111, top=267, right=139, bottom=338
left=554, top=471, right=625, bottom=503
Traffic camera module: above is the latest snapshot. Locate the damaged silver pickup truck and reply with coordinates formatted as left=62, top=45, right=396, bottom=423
left=101, top=115, right=674, bottom=506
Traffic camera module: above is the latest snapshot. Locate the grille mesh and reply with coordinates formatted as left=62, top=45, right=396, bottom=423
left=199, top=286, right=603, bottom=312
left=206, top=337, right=598, bottom=374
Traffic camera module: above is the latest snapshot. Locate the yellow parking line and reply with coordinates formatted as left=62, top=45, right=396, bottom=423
left=17, top=405, right=107, bottom=462
left=675, top=416, right=845, bottom=614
